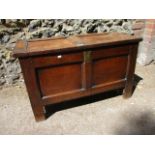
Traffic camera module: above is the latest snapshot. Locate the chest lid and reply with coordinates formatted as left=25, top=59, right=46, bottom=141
left=13, top=32, right=142, bottom=58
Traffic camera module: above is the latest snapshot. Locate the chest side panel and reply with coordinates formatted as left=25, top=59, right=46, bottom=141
left=32, top=51, right=91, bottom=104
left=37, top=63, right=82, bottom=97
left=92, top=56, right=128, bottom=86
left=91, top=45, right=131, bottom=93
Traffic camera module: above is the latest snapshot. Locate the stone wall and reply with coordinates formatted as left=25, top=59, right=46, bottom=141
left=0, top=19, right=135, bottom=86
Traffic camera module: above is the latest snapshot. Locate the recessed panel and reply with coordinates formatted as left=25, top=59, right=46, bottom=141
left=37, top=63, right=82, bottom=97
left=92, top=55, right=128, bottom=87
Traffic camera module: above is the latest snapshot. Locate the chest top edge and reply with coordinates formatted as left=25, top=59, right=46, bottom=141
left=13, top=32, right=142, bottom=58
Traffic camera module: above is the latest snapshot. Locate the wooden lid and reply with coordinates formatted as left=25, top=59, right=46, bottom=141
left=13, top=32, right=142, bottom=58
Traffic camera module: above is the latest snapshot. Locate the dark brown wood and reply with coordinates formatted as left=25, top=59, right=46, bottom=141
left=19, top=58, right=45, bottom=121
left=123, top=44, right=139, bottom=98
left=14, top=32, right=142, bottom=57
left=13, top=33, right=142, bottom=121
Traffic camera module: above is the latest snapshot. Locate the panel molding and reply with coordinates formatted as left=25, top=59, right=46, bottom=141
left=36, top=62, right=83, bottom=98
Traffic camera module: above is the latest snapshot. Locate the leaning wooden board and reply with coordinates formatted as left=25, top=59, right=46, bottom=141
left=13, top=32, right=142, bottom=122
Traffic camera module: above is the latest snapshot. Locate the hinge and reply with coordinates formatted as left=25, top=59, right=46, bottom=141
left=84, top=51, right=92, bottom=62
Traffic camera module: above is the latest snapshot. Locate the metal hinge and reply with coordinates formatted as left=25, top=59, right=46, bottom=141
left=84, top=51, right=92, bottom=62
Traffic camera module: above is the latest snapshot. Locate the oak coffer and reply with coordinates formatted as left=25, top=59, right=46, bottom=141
left=13, top=32, right=142, bottom=121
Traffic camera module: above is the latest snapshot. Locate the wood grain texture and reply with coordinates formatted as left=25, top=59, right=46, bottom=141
left=19, top=58, right=45, bottom=121
left=37, top=63, right=82, bottom=97
left=92, top=55, right=128, bottom=86
left=13, top=32, right=142, bottom=57
left=14, top=33, right=142, bottom=121
left=123, top=45, right=138, bottom=98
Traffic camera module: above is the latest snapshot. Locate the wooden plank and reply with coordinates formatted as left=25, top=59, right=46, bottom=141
left=13, top=32, right=142, bottom=58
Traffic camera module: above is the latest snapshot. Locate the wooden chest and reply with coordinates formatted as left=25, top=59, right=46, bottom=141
left=13, top=32, right=142, bottom=121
